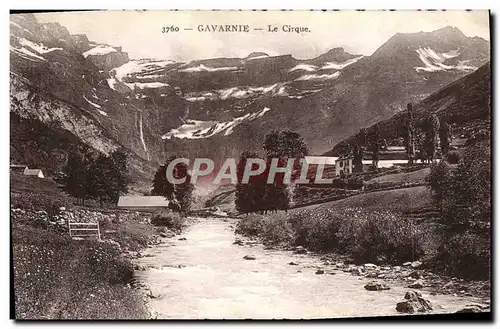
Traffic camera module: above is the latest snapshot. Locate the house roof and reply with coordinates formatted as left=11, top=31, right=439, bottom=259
left=10, top=164, right=27, bottom=168
left=117, top=196, right=170, bottom=207
left=24, top=169, right=43, bottom=175
left=304, top=156, right=337, bottom=165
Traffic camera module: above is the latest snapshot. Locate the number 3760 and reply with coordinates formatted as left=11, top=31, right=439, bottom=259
left=162, top=26, right=180, bottom=33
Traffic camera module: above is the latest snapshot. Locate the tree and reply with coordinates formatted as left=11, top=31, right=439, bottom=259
left=405, top=103, right=416, bottom=166
left=353, top=128, right=367, bottom=173
left=439, top=121, right=452, bottom=156
left=367, top=125, right=385, bottom=171
left=235, top=151, right=262, bottom=214
left=57, top=147, right=92, bottom=204
left=422, top=114, right=441, bottom=163
left=57, top=148, right=128, bottom=206
left=152, top=155, right=193, bottom=214
left=263, top=130, right=308, bottom=212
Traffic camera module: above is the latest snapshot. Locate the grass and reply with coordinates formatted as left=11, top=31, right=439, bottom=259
left=296, top=186, right=432, bottom=214
left=12, top=224, right=149, bottom=319
left=365, top=168, right=430, bottom=185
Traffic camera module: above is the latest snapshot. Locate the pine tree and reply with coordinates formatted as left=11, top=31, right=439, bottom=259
left=367, top=125, right=385, bottom=171
left=439, top=121, right=452, bottom=157
left=406, top=103, right=416, bottom=165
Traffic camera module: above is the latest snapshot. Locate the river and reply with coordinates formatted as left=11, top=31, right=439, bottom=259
left=135, top=217, right=481, bottom=319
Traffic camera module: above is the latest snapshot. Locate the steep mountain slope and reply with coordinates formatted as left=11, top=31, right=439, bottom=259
left=325, top=61, right=491, bottom=156
left=10, top=13, right=490, bottom=174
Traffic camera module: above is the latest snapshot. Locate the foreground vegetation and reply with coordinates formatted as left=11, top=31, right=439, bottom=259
left=10, top=174, right=190, bottom=319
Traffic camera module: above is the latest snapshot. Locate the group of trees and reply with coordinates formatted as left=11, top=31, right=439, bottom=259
left=57, top=147, right=128, bottom=205
left=351, top=125, right=386, bottom=172
left=152, top=155, right=194, bottom=215
left=428, top=139, right=490, bottom=278
left=348, top=103, right=453, bottom=173
left=235, top=130, right=309, bottom=214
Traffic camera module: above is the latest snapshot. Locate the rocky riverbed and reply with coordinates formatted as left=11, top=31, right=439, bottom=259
left=131, top=217, right=490, bottom=319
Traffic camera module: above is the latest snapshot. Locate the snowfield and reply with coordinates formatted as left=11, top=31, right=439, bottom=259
left=295, top=71, right=341, bottom=81
left=83, top=45, right=118, bottom=58
left=288, top=64, right=318, bottom=72
left=185, top=83, right=288, bottom=102
left=162, top=107, right=271, bottom=140
left=178, top=64, right=240, bottom=73
left=320, top=56, right=363, bottom=70
left=112, top=59, right=176, bottom=82
left=414, top=47, right=476, bottom=72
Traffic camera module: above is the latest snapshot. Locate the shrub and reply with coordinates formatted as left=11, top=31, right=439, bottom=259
left=11, top=192, right=67, bottom=218
left=235, top=214, right=264, bottom=237
left=436, top=231, right=490, bottom=280
left=446, top=151, right=461, bottom=164
left=150, top=210, right=186, bottom=231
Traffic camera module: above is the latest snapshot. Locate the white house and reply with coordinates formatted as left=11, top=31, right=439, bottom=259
left=303, top=156, right=337, bottom=166
left=23, top=168, right=44, bottom=178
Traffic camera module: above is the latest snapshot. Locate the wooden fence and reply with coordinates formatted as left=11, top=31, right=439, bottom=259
left=68, top=222, right=101, bottom=240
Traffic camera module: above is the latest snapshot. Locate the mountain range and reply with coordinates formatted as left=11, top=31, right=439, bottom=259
left=9, top=13, right=490, bottom=187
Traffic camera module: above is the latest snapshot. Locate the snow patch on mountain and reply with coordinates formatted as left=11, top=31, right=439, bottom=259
left=185, top=83, right=287, bottom=102
left=162, top=107, right=271, bottom=140
left=83, top=95, right=108, bottom=116
left=288, top=64, right=318, bottom=72
left=178, top=64, right=240, bottom=73
left=295, top=71, right=341, bottom=81
left=112, top=59, right=176, bottom=81
left=83, top=45, right=118, bottom=58
left=414, top=47, right=476, bottom=72
left=106, top=78, right=118, bottom=91
left=10, top=45, right=46, bottom=62
left=320, top=56, right=363, bottom=70
left=18, top=38, right=62, bottom=54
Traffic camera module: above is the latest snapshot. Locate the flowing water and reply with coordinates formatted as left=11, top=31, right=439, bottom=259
left=135, top=217, right=481, bottom=319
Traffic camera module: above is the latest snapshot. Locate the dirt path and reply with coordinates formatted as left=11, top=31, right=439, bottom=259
left=134, top=217, right=482, bottom=319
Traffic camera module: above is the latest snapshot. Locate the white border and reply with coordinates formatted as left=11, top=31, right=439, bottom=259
left=1, top=1, right=498, bottom=328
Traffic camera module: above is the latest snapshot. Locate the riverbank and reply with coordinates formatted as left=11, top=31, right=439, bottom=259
left=11, top=204, right=189, bottom=319
left=133, top=217, right=488, bottom=319
left=234, top=211, right=491, bottom=304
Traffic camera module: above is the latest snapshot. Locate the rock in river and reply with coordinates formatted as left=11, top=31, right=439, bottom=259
left=408, top=280, right=424, bottom=289
left=364, top=281, right=390, bottom=291
left=396, top=291, right=433, bottom=314
left=315, top=269, right=325, bottom=275
left=243, top=255, right=256, bottom=260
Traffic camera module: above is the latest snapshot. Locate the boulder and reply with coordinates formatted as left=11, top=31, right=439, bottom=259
left=364, top=263, right=377, bottom=269
left=293, top=246, right=307, bottom=254
left=411, top=261, right=423, bottom=269
left=409, top=270, right=423, bottom=279
left=408, top=280, right=424, bottom=289
left=456, top=305, right=482, bottom=313
left=315, top=269, right=325, bottom=275
left=178, top=237, right=187, bottom=241
left=364, top=281, right=390, bottom=291
left=243, top=255, right=256, bottom=260
left=403, top=262, right=412, bottom=267
left=233, top=239, right=244, bottom=245
left=288, top=262, right=299, bottom=266
left=396, top=291, right=433, bottom=314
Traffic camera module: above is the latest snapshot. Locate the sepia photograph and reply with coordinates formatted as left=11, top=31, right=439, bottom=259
left=9, top=9, right=491, bottom=320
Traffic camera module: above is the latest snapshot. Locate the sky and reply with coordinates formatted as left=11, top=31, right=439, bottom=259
left=34, top=10, right=490, bottom=62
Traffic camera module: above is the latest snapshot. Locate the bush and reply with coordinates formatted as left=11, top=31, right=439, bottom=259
left=436, top=231, right=490, bottom=280
left=11, top=192, right=67, bottom=218
left=446, top=151, right=461, bottom=164
left=150, top=210, right=186, bottom=231
left=236, top=207, right=426, bottom=264
left=235, top=214, right=264, bottom=237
